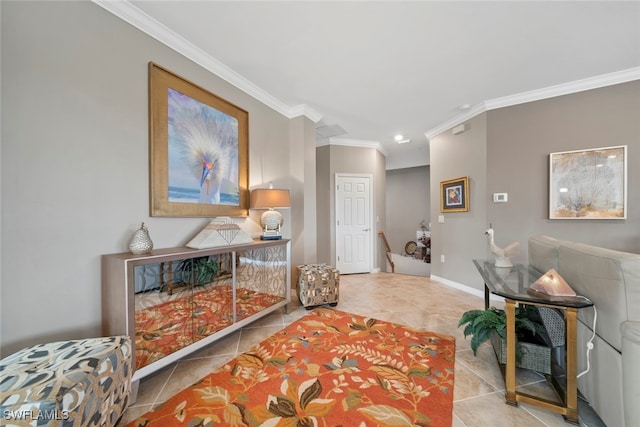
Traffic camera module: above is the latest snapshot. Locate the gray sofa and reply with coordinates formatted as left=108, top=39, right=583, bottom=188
left=528, top=235, right=640, bottom=427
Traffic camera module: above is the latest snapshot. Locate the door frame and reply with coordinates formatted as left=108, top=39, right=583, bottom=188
left=334, top=173, right=374, bottom=273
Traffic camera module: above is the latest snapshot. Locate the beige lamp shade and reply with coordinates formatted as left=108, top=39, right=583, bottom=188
left=250, top=189, right=291, bottom=209
left=250, top=188, right=291, bottom=234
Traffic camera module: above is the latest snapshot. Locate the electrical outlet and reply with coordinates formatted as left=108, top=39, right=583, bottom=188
left=440, top=254, right=445, bottom=263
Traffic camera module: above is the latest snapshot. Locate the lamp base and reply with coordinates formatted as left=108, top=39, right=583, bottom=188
left=260, top=229, right=282, bottom=240
left=261, top=209, right=283, bottom=230
left=260, top=234, right=283, bottom=240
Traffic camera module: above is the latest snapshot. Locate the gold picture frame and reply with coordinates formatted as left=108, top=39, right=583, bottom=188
left=440, top=176, right=469, bottom=213
left=149, top=62, right=249, bottom=217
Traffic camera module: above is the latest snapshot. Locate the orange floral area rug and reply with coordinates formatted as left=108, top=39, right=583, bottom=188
left=126, top=308, right=456, bottom=427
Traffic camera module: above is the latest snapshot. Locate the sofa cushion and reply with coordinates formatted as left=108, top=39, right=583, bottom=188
left=529, top=235, right=640, bottom=426
left=621, top=321, right=640, bottom=425
left=529, top=235, right=640, bottom=352
left=558, top=243, right=640, bottom=351
left=528, top=235, right=561, bottom=274
left=557, top=243, right=640, bottom=352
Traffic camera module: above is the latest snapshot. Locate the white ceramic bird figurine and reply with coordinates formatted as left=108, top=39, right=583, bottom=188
left=484, top=227, right=519, bottom=268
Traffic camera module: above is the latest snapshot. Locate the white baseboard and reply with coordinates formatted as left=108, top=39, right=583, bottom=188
left=430, top=274, right=504, bottom=303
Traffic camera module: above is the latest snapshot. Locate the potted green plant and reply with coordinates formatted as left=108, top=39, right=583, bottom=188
left=458, top=305, right=553, bottom=373
left=177, top=256, right=220, bottom=286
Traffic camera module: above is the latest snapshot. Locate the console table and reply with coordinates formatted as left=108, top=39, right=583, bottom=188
left=473, top=260, right=593, bottom=424
left=102, top=239, right=290, bottom=400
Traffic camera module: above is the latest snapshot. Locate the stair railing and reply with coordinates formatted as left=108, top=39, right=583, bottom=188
left=378, top=231, right=395, bottom=273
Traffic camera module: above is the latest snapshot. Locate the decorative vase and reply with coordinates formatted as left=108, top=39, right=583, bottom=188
left=129, top=222, right=153, bottom=255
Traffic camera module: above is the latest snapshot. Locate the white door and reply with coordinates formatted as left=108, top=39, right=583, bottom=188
left=336, top=174, right=372, bottom=274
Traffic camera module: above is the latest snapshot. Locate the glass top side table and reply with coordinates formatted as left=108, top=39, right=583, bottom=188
left=473, top=259, right=593, bottom=425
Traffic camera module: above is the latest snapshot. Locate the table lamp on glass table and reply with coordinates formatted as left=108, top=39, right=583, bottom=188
left=250, top=186, right=291, bottom=240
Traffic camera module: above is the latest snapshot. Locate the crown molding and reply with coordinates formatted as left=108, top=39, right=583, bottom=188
left=289, top=104, right=323, bottom=123
left=424, top=103, right=487, bottom=141
left=484, top=66, right=640, bottom=111
left=325, top=137, right=389, bottom=157
left=91, top=0, right=320, bottom=122
left=92, top=1, right=639, bottom=142
left=425, top=66, right=640, bottom=141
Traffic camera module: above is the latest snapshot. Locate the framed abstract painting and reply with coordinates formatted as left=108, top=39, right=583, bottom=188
left=549, top=145, right=626, bottom=219
left=440, top=176, right=469, bottom=213
left=149, top=62, right=249, bottom=217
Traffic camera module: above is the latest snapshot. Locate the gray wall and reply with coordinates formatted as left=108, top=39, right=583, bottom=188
left=289, top=115, right=317, bottom=275
left=385, top=142, right=430, bottom=170
left=316, top=146, right=331, bottom=264
left=3, top=1, right=637, bottom=355
left=430, top=81, right=640, bottom=293
left=429, top=114, right=488, bottom=288
left=0, top=1, right=312, bottom=354
left=487, top=81, right=640, bottom=255
left=316, top=145, right=386, bottom=270
left=385, top=166, right=431, bottom=256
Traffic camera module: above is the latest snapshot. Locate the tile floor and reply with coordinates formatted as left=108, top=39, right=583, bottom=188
left=117, top=272, right=602, bottom=427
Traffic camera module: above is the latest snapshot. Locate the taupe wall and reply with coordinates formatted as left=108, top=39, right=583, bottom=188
left=0, top=1, right=310, bottom=354
left=429, top=114, right=489, bottom=288
left=289, top=115, right=317, bottom=276
left=316, top=146, right=331, bottom=264
left=430, top=81, right=640, bottom=292
left=3, top=1, right=637, bottom=355
left=316, top=145, right=386, bottom=270
left=487, top=81, right=640, bottom=256
left=375, top=149, right=387, bottom=271
left=385, top=166, right=431, bottom=256
left=385, top=143, right=430, bottom=170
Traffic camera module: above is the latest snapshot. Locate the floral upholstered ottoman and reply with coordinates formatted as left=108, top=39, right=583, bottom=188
left=296, top=264, right=340, bottom=308
left=0, top=335, right=131, bottom=427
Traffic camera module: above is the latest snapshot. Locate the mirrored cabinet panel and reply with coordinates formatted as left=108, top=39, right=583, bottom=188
left=102, top=240, right=291, bottom=390
left=236, top=244, right=288, bottom=322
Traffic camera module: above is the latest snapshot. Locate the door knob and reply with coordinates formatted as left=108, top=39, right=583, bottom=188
left=363, top=228, right=370, bottom=232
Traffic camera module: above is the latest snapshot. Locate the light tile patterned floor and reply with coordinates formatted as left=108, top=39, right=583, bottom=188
left=117, top=272, right=602, bottom=426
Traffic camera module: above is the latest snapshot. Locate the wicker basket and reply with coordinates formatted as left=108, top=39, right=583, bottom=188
left=491, top=331, right=552, bottom=374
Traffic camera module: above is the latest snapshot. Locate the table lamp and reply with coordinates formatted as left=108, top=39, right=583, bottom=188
left=529, top=268, right=576, bottom=297
left=250, top=186, right=291, bottom=240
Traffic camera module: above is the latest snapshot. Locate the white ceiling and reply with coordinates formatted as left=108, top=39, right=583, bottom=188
left=98, top=1, right=640, bottom=168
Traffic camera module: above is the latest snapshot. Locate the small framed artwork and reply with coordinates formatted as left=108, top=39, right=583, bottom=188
left=149, top=62, right=249, bottom=217
left=549, top=145, right=627, bottom=219
left=440, top=176, right=469, bottom=213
